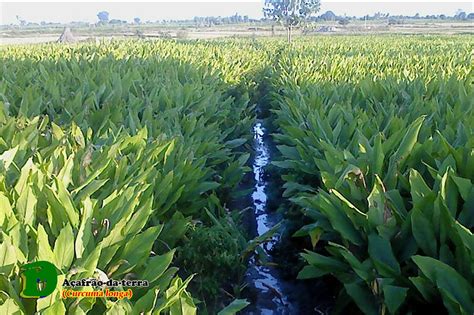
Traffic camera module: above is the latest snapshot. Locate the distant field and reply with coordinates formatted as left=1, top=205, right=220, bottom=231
left=1, top=20, right=472, bottom=44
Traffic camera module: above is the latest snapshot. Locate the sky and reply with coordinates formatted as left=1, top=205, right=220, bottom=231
left=1, top=1, right=473, bottom=25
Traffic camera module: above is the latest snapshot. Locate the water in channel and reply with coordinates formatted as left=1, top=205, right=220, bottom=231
left=243, top=120, right=296, bottom=315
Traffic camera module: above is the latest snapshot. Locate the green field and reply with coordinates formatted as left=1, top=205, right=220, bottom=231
left=0, top=35, right=473, bottom=314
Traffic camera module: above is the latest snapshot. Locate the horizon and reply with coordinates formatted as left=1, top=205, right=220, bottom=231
left=1, top=1, right=472, bottom=25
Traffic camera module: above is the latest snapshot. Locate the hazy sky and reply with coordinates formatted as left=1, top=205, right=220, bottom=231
left=1, top=1, right=472, bottom=25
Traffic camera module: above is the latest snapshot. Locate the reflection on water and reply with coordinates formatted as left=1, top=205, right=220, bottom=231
left=244, top=121, right=293, bottom=314
left=253, top=122, right=271, bottom=237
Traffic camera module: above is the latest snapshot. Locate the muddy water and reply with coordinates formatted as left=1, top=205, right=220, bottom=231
left=242, top=119, right=334, bottom=314
left=252, top=122, right=277, bottom=239
left=243, top=120, right=298, bottom=315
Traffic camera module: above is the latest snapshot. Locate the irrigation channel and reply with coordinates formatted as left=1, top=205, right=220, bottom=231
left=242, top=119, right=294, bottom=314
left=241, top=117, right=331, bottom=314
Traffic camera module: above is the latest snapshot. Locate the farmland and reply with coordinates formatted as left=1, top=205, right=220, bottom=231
left=1, top=19, right=473, bottom=45
left=0, top=35, right=473, bottom=314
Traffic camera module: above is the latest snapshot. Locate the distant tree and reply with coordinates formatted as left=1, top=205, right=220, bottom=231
left=16, top=15, right=27, bottom=27
left=205, top=17, right=214, bottom=27
left=109, top=19, right=127, bottom=25
left=468, top=13, right=474, bottom=19
left=373, top=12, right=383, bottom=19
left=97, top=11, right=110, bottom=23
left=338, top=18, right=350, bottom=26
left=455, top=11, right=467, bottom=20
left=320, top=10, right=336, bottom=21
left=264, top=0, right=321, bottom=43
left=388, top=17, right=404, bottom=25
left=193, top=16, right=204, bottom=26
left=134, top=17, right=141, bottom=24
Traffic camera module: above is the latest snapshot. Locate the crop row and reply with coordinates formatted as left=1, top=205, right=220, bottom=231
left=0, top=40, right=269, bottom=314
left=269, top=36, right=473, bottom=314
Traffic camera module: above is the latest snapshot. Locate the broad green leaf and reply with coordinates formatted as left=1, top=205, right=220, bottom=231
left=217, top=299, right=250, bottom=315
left=156, top=276, right=194, bottom=313
left=382, top=285, right=408, bottom=314
left=109, top=225, right=162, bottom=277
left=73, top=179, right=109, bottom=202
left=301, top=250, right=349, bottom=274
left=54, top=224, right=74, bottom=271
left=393, top=115, right=425, bottom=163
left=316, top=192, right=364, bottom=246
left=142, top=250, right=176, bottom=283
left=225, top=138, right=247, bottom=148
left=409, top=169, right=433, bottom=208
left=37, top=224, right=56, bottom=264
left=75, top=197, right=94, bottom=259
left=331, top=189, right=367, bottom=219
left=132, top=288, right=159, bottom=314
left=412, top=255, right=474, bottom=314
left=451, top=176, right=472, bottom=201
left=76, top=244, right=102, bottom=278
left=411, top=207, right=437, bottom=257
left=196, top=181, right=220, bottom=195
left=237, top=153, right=250, bottom=166
left=344, top=282, right=378, bottom=315
left=57, top=154, right=74, bottom=189
left=297, top=265, right=328, bottom=279
left=0, top=192, right=17, bottom=230
left=367, top=175, right=389, bottom=228
left=371, top=133, right=384, bottom=177
left=0, top=146, right=18, bottom=171
left=42, top=299, right=66, bottom=315
left=0, top=298, right=22, bottom=315
left=53, top=178, right=79, bottom=228
left=440, top=169, right=458, bottom=216
left=329, top=242, right=372, bottom=281
left=409, top=276, right=436, bottom=301
left=0, top=238, right=17, bottom=276
left=368, top=234, right=400, bottom=277
left=16, top=182, right=37, bottom=227
left=170, top=290, right=197, bottom=315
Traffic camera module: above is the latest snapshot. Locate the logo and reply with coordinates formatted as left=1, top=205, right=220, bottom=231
left=20, top=261, right=58, bottom=298
left=19, top=261, right=147, bottom=300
